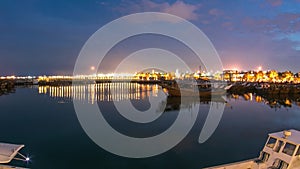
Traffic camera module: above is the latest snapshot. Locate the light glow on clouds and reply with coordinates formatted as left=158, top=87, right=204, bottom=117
left=1, top=0, right=300, bottom=74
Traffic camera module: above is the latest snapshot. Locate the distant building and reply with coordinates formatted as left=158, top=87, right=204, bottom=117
left=175, top=69, right=180, bottom=79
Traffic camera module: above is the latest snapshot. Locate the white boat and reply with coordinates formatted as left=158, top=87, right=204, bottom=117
left=204, top=129, right=300, bottom=169
left=0, top=143, right=29, bottom=169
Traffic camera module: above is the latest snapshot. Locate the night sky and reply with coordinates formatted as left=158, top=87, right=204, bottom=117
left=1, top=0, right=300, bottom=75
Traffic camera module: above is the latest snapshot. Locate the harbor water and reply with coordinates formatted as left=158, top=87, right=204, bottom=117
left=1, top=83, right=300, bottom=169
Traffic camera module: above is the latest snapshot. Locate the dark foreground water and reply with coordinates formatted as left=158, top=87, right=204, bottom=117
left=1, top=84, right=300, bottom=169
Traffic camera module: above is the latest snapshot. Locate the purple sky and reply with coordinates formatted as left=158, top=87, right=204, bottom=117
left=0, top=0, right=300, bottom=75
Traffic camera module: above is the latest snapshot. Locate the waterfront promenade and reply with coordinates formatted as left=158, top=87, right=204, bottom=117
left=1, top=70, right=300, bottom=96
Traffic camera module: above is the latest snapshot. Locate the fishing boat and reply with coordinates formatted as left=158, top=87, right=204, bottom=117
left=161, top=80, right=232, bottom=97
left=0, top=143, right=29, bottom=169
left=204, top=129, right=300, bottom=169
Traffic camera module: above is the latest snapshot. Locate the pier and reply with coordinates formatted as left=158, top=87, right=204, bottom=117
left=228, top=82, right=300, bottom=97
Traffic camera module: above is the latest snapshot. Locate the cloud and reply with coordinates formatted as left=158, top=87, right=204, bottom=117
left=112, top=0, right=300, bottom=72
left=96, top=1, right=109, bottom=6
left=242, top=13, right=300, bottom=34
left=221, top=22, right=234, bottom=30
left=265, top=0, right=283, bottom=7
left=115, top=0, right=201, bottom=21
left=209, top=8, right=223, bottom=16
left=214, top=32, right=300, bottom=72
left=162, top=1, right=200, bottom=20
left=201, top=9, right=300, bottom=72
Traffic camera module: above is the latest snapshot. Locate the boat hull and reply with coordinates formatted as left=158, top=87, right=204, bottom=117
left=165, top=87, right=226, bottom=97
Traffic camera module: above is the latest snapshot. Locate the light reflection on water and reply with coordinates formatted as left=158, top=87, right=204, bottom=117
left=38, top=83, right=160, bottom=104
left=37, top=83, right=300, bottom=109
left=229, top=93, right=300, bottom=109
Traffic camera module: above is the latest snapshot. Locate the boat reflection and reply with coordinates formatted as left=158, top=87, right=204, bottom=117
left=0, top=88, right=15, bottom=96
left=0, top=80, right=15, bottom=96
left=228, top=92, right=300, bottom=108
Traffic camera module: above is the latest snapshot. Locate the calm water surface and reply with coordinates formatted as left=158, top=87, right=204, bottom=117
left=1, top=83, right=300, bottom=169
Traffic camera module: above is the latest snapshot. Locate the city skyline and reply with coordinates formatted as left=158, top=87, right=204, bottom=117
left=1, top=0, right=300, bottom=75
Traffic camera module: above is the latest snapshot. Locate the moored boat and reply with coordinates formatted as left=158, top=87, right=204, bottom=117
left=161, top=80, right=231, bottom=97
left=204, top=129, right=300, bottom=169
left=0, top=143, right=29, bottom=169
